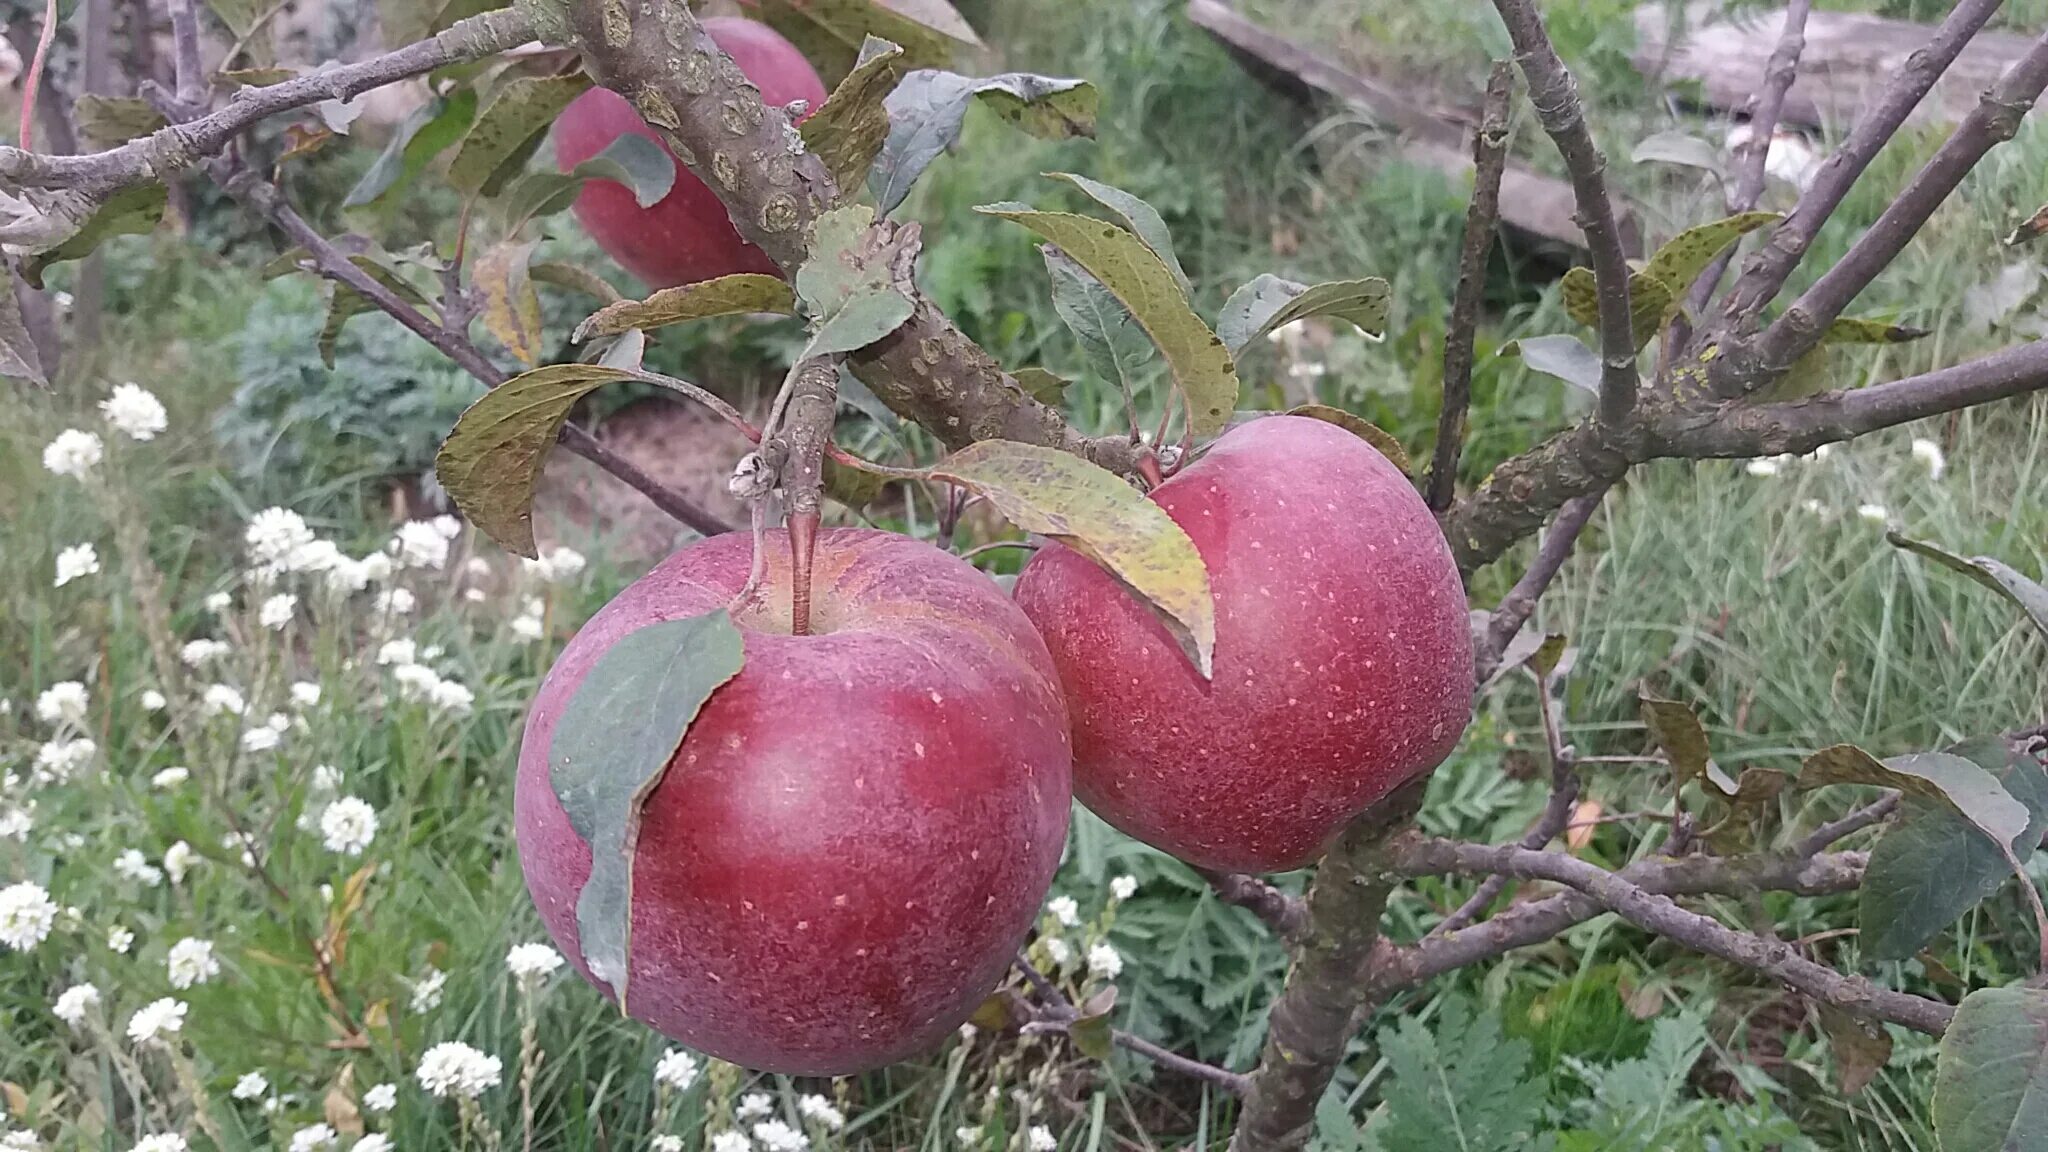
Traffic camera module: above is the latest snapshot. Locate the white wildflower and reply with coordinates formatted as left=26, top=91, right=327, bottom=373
left=376, top=639, right=416, bottom=665
left=1857, top=503, right=1891, bottom=523
left=1046, top=896, right=1079, bottom=927
left=415, top=1041, right=501, bottom=1099
left=510, top=613, right=544, bottom=640
left=391, top=663, right=441, bottom=701
left=393, top=521, right=450, bottom=570
left=289, top=1123, right=338, bottom=1152
left=375, top=588, right=416, bottom=615
left=200, top=683, right=245, bottom=716
left=797, top=1095, right=844, bottom=1131
left=351, top=1137, right=391, bottom=1152
left=115, top=849, right=164, bottom=887
left=359, top=553, right=394, bottom=583
left=653, top=1049, right=698, bottom=1091
left=736, top=1094, right=774, bottom=1122
left=751, top=1121, right=808, bottom=1152
left=954, top=1129, right=982, bottom=1148
left=410, top=968, right=447, bottom=1013
left=653, top=1138, right=684, bottom=1152
left=1028, top=1127, right=1056, bottom=1152
left=1, top=1128, right=35, bottom=1151
left=524, top=546, right=587, bottom=583
left=290, top=682, right=322, bottom=708
left=325, top=559, right=372, bottom=595
left=151, top=766, right=190, bottom=791
left=1086, top=943, right=1123, bottom=979
left=166, top=938, right=219, bottom=989
left=1110, top=875, right=1138, bottom=901
left=43, top=429, right=103, bottom=478
left=203, top=592, right=233, bottom=613
left=321, top=797, right=378, bottom=856
left=132, top=1136, right=187, bottom=1152
left=1912, top=437, right=1947, bottom=479
left=426, top=679, right=474, bottom=715
left=181, top=639, right=231, bottom=668
left=4, top=885, right=54, bottom=948
left=507, top=943, right=564, bottom=981
left=312, top=764, right=344, bottom=792
left=1744, top=458, right=1780, bottom=477
left=162, top=840, right=196, bottom=883
left=53, top=982, right=100, bottom=1026
left=289, top=538, right=344, bottom=574
left=55, top=543, right=99, bottom=587
left=247, top=508, right=315, bottom=569
left=232, top=1072, right=269, bottom=1100
left=33, top=737, right=95, bottom=783
left=258, top=594, right=297, bottom=631
left=463, top=556, right=492, bottom=579
left=108, top=926, right=134, bottom=953
left=125, top=997, right=187, bottom=1046
left=712, top=1133, right=754, bottom=1152
left=957, top=1022, right=977, bottom=1044
left=140, top=689, right=167, bottom=712
left=363, top=1082, right=397, bottom=1112
left=101, top=384, right=168, bottom=441
left=241, top=725, right=282, bottom=754
left=0, top=805, right=30, bottom=841
left=35, top=682, right=88, bottom=726
left=1044, top=937, right=1073, bottom=969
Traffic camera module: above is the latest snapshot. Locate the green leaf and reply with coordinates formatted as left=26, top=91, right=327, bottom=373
left=929, top=440, right=1216, bottom=678
left=550, top=609, right=745, bottom=1005
left=1042, top=246, right=1150, bottom=402
left=574, top=274, right=797, bottom=342
left=981, top=206, right=1238, bottom=436
left=792, top=204, right=920, bottom=358
left=1011, top=367, right=1072, bottom=406
left=448, top=74, right=594, bottom=198
left=871, top=70, right=1097, bottom=213
left=343, top=90, right=479, bottom=210
left=746, top=0, right=982, bottom=80
left=1480, top=629, right=1567, bottom=693
left=1046, top=173, right=1189, bottom=295
left=1369, top=995, right=1550, bottom=1152
left=22, top=183, right=168, bottom=288
left=1803, top=743, right=2031, bottom=851
left=531, top=261, right=624, bottom=305
left=72, top=96, right=166, bottom=146
left=569, top=133, right=677, bottom=210
left=1934, top=986, right=2048, bottom=1152
left=1824, top=316, right=1931, bottom=344
left=823, top=453, right=890, bottom=510
left=435, top=364, right=638, bottom=557
left=1639, top=694, right=1734, bottom=795
left=1887, top=532, right=2048, bottom=642
left=798, top=37, right=911, bottom=196
left=1502, top=334, right=1603, bottom=395
left=1216, top=275, right=1390, bottom=356
left=319, top=255, right=435, bottom=369
left=1630, top=130, right=1721, bottom=173
left=1286, top=404, right=1410, bottom=472
left=1559, top=265, right=1673, bottom=350
left=475, top=239, right=544, bottom=367
left=1640, top=211, right=1781, bottom=299
left=1859, top=738, right=2048, bottom=961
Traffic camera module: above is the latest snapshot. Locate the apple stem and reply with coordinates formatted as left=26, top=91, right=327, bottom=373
left=789, top=510, right=818, bottom=636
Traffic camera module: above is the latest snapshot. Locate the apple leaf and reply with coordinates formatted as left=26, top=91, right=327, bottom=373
left=1286, top=404, right=1411, bottom=472
left=1816, top=1002, right=1893, bottom=1097
left=1501, top=334, right=1603, bottom=395
left=22, top=183, right=168, bottom=288
left=1011, top=366, right=1072, bottom=406
left=72, top=95, right=167, bottom=146
left=493, top=135, right=678, bottom=233
left=574, top=274, right=797, bottom=343
left=1859, top=737, right=2048, bottom=961
left=1068, top=984, right=1117, bottom=1061
left=1047, top=173, right=1190, bottom=295
left=550, top=609, right=745, bottom=1006
left=447, top=74, right=594, bottom=198
left=799, top=37, right=911, bottom=196
left=1558, top=265, right=1674, bottom=350
left=823, top=453, right=891, bottom=510
left=2007, top=202, right=2048, bottom=246
left=320, top=254, right=436, bottom=369
left=871, top=71, right=1097, bottom=214
left=343, top=89, right=478, bottom=210
left=1042, top=246, right=1150, bottom=402
left=1801, top=743, right=2031, bottom=851
left=1216, top=275, right=1391, bottom=357
left=929, top=440, right=1216, bottom=678
left=1630, top=130, right=1722, bottom=174
left=475, top=239, right=543, bottom=367
left=1639, top=694, right=1736, bottom=795
left=531, top=261, right=625, bottom=305
left=0, top=259, right=47, bottom=387
left=1824, top=316, right=1931, bottom=344
left=982, top=206, right=1238, bottom=436
left=435, top=364, right=638, bottom=557
left=1640, top=211, right=1781, bottom=296
left=1479, top=628, right=1566, bottom=693
left=1887, top=531, right=2048, bottom=643
left=745, top=0, right=981, bottom=80
left=1934, top=985, right=2048, bottom=1151
left=793, top=204, right=921, bottom=358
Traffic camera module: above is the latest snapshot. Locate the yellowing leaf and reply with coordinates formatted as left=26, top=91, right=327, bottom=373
left=531, top=261, right=625, bottom=305
left=798, top=37, right=910, bottom=196
left=930, top=440, right=1215, bottom=677
left=979, top=206, right=1238, bottom=436
left=1559, top=265, right=1673, bottom=349
left=1216, top=274, right=1390, bottom=355
left=1286, top=404, right=1410, bottom=471
left=1640, top=212, right=1780, bottom=297
left=1047, top=172, right=1189, bottom=294
left=551, top=610, right=745, bottom=1006
left=573, top=274, right=797, bottom=342
left=475, top=239, right=543, bottom=366
left=1824, top=316, right=1932, bottom=344
left=435, top=364, right=638, bottom=557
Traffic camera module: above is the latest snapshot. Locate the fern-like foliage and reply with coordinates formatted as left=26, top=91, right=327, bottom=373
left=1366, top=996, right=1555, bottom=1152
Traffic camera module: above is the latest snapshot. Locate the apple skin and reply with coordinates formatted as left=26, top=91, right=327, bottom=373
left=515, top=528, right=1072, bottom=1074
left=551, top=17, right=828, bottom=289
left=1013, top=415, right=1472, bottom=874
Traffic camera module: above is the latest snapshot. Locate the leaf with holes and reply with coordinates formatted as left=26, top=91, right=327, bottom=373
left=344, top=90, right=478, bottom=210
left=448, top=74, right=593, bottom=197
left=574, top=274, right=797, bottom=343
left=476, top=239, right=544, bottom=366
left=1860, top=738, right=2048, bottom=960
left=435, top=364, right=637, bottom=557
left=23, top=184, right=168, bottom=287
left=799, top=37, right=910, bottom=195
left=1933, top=985, right=2048, bottom=1151
left=983, top=206, right=1238, bottom=435
left=1630, top=130, right=1722, bottom=174
left=793, top=205, right=921, bottom=358
left=319, top=255, right=436, bottom=369
left=1502, top=334, right=1603, bottom=395
left=1888, top=532, right=2048, bottom=642
left=930, top=441, right=1215, bottom=677
left=1640, top=695, right=1735, bottom=795
left=1216, top=275, right=1390, bottom=356
left=871, top=71, right=1096, bottom=213
left=72, top=96, right=166, bottom=146
left=1047, top=173, right=1189, bottom=294
left=1286, top=405, right=1410, bottom=471
left=551, top=610, right=745, bottom=1005
left=1802, top=744, right=2030, bottom=851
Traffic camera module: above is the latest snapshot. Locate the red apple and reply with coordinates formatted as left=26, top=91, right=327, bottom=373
left=552, top=17, right=828, bottom=289
left=515, top=528, right=1072, bottom=1074
left=1013, top=415, right=1472, bottom=874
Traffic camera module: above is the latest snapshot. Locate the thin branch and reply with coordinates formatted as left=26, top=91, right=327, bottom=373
left=168, top=0, right=204, bottom=107
left=1390, top=837, right=1951, bottom=1034
left=1009, top=954, right=1248, bottom=1094
left=1716, top=0, right=2004, bottom=324
left=1792, top=792, right=1900, bottom=857
left=1425, top=61, right=1514, bottom=514
left=1475, top=488, right=1605, bottom=681
left=1727, top=27, right=2048, bottom=389
left=1488, top=0, right=1637, bottom=423
left=1196, top=869, right=1309, bottom=942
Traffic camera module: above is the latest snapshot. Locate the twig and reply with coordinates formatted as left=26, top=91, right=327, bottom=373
left=1475, top=487, right=1605, bottom=681
left=1715, top=0, right=2004, bottom=325
left=168, top=0, right=204, bottom=108
left=1009, top=954, right=1248, bottom=1094
left=1791, top=792, right=1900, bottom=857
left=1425, top=61, right=1514, bottom=514
left=18, top=0, right=57, bottom=152
left=1488, top=0, right=1637, bottom=423
left=1195, top=869, right=1309, bottom=941
left=221, top=0, right=293, bottom=69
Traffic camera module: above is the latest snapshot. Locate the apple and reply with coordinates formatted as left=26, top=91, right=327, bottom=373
left=1013, top=414, right=1472, bottom=874
left=514, top=528, right=1072, bottom=1074
left=552, top=17, right=828, bottom=289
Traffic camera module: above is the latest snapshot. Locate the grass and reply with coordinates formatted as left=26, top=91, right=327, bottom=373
left=3, top=0, right=2047, bottom=1149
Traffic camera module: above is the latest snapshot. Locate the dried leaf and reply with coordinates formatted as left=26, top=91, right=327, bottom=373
left=324, top=1063, right=364, bottom=1136
left=799, top=37, right=911, bottom=195
left=1285, top=404, right=1410, bottom=472
left=0, top=259, right=48, bottom=386
left=930, top=440, right=1215, bottom=677
left=746, top=0, right=981, bottom=80
left=476, top=239, right=544, bottom=366
left=1823, top=317, right=1931, bottom=344
left=1640, top=694, right=1727, bottom=794
left=531, top=261, right=624, bottom=304
left=871, top=71, right=1096, bottom=213
left=448, top=74, right=594, bottom=197
left=1888, top=532, right=2048, bottom=642
left=574, top=274, right=796, bottom=342
left=550, top=610, right=745, bottom=1005
left=1216, top=274, right=1390, bottom=356
left=2006, top=202, right=2048, bottom=246
left=1817, top=1003, right=1893, bottom=1097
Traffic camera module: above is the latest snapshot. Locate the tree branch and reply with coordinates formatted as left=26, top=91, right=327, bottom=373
left=1488, top=0, right=1637, bottom=423
left=1425, top=61, right=1513, bottom=514
left=1688, top=0, right=1811, bottom=314
left=1010, top=955, right=1249, bottom=1094
left=1475, top=487, right=1605, bottom=681
left=1792, top=792, right=1901, bottom=857
left=1196, top=869, right=1309, bottom=942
